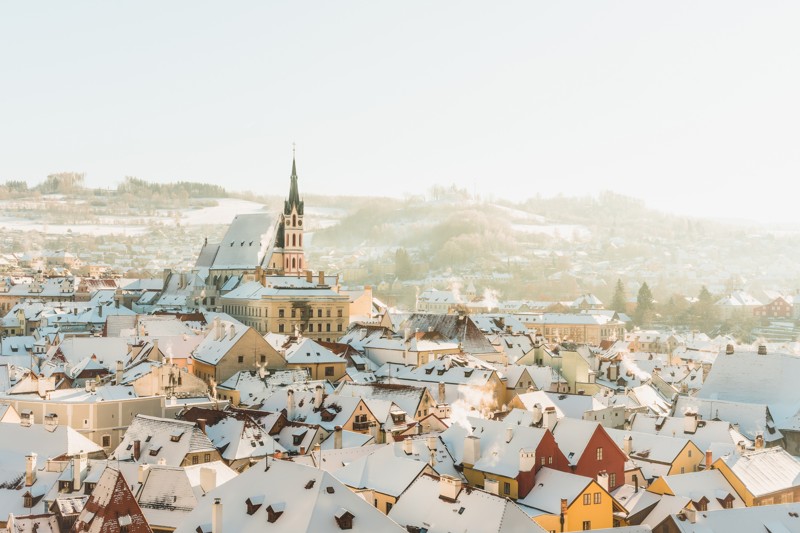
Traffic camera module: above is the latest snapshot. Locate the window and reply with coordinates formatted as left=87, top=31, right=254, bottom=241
left=279, top=324, right=285, bottom=333
left=594, top=492, right=601, bottom=504
left=261, top=355, right=266, bottom=363
left=582, top=521, right=591, bottom=531
left=386, top=502, right=393, bottom=513
left=503, top=482, right=511, bottom=495
left=609, top=473, right=616, bottom=487
left=688, top=449, right=692, bottom=457
left=326, top=323, right=331, bottom=332
left=583, top=494, right=591, bottom=505
left=102, top=435, right=111, bottom=447
left=540, top=456, right=545, bottom=465
left=291, top=308, right=296, bottom=318
left=596, top=447, right=603, bottom=461
left=237, top=355, right=244, bottom=363
left=192, top=456, right=199, bottom=465
left=279, top=309, right=285, bottom=318
left=548, top=456, right=553, bottom=465
left=325, top=366, right=334, bottom=377
left=337, top=324, right=343, bottom=332
left=204, top=453, right=211, bottom=462
left=337, top=309, right=343, bottom=318
left=317, top=309, right=322, bottom=318
left=308, top=324, right=314, bottom=332
left=327, top=309, right=331, bottom=318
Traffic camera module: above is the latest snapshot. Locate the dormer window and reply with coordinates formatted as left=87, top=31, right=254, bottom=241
left=245, top=495, right=264, bottom=515
left=335, top=508, right=354, bottom=530
left=267, top=502, right=285, bottom=523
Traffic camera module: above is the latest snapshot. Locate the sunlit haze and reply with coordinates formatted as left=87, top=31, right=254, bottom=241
left=2, top=2, right=799, bottom=223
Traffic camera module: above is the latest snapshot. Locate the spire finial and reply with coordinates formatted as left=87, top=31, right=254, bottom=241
left=292, top=142, right=296, bottom=159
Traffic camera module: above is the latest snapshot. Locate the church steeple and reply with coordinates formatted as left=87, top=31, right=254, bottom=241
left=284, top=149, right=304, bottom=216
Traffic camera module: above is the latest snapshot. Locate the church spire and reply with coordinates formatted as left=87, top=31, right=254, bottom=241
left=284, top=145, right=304, bottom=215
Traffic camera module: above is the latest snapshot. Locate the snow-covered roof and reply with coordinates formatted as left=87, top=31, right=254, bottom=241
left=173, top=458, right=404, bottom=532
left=387, top=473, right=546, bottom=533
left=719, top=447, right=800, bottom=497
left=111, top=415, right=215, bottom=465
left=517, top=467, right=594, bottom=513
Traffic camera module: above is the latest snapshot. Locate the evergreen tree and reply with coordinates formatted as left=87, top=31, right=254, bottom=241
left=635, top=282, right=655, bottom=326
left=611, top=278, right=627, bottom=313
left=693, top=285, right=718, bottom=332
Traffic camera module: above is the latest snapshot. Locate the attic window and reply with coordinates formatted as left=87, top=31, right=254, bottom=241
left=149, top=446, right=162, bottom=456
left=170, top=430, right=184, bottom=442
left=464, top=369, right=473, bottom=378
left=424, top=368, right=433, bottom=375
left=335, top=508, right=354, bottom=530
left=267, top=502, right=285, bottom=523
left=326, top=486, right=335, bottom=494
left=245, top=496, right=264, bottom=515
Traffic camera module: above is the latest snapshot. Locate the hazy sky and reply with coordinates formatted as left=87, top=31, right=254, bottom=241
left=2, top=2, right=799, bottom=222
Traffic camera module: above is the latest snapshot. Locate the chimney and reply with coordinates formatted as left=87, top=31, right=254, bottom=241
left=200, top=466, right=217, bottom=493
left=726, top=344, right=734, bottom=355
left=306, top=270, right=313, bottom=283
left=20, top=410, right=33, bottom=427
left=532, top=403, right=543, bottom=425
left=705, top=449, right=713, bottom=469
left=314, top=385, right=323, bottom=409
left=97, top=304, right=103, bottom=318
left=286, top=389, right=295, bottom=421
left=73, top=452, right=87, bottom=491
left=403, top=438, right=414, bottom=455
left=505, top=427, right=514, bottom=443
left=197, top=419, right=207, bottom=434
left=543, top=406, right=557, bottom=430
left=634, top=474, right=639, bottom=493
left=25, top=453, right=37, bottom=486
left=427, top=436, right=437, bottom=451
left=212, top=498, right=223, bottom=533
left=44, top=413, right=58, bottom=432
left=229, top=324, right=235, bottom=339
left=683, top=411, right=698, bottom=434
left=463, top=435, right=480, bottom=465
left=439, top=475, right=462, bottom=501
left=519, top=449, right=536, bottom=472
left=755, top=433, right=764, bottom=450
left=623, top=435, right=632, bottom=456
left=736, top=440, right=746, bottom=453
left=138, top=464, right=149, bottom=485
left=318, top=271, right=325, bottom=286
left=758, top=345, right=767, bottom=355
left=115, top=360, right=123, bottom=385
left=596, top=471, right=609, bottom=492
left=438, top=382, right=446, bottom=405
left=133, top=439, right=141, bottom=461
left=334, top=426, right=342, bottom=450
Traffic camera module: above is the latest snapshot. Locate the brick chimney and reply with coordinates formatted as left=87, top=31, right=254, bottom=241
left=334, top=426, right=342, bottom=450
left=133, top=439, right=141, bottom=461
left=197, top=419, right=207, bottom=434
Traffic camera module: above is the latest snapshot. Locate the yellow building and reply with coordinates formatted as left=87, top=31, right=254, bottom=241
left=713, top=447, right=800, bottom=506
left=220, top=273, right=350, bottom=343
left=605, top=428, right=705, bottom=484
left=516, top=313, right=625, bottom=345
left=517, top=468, right=624, bottom=531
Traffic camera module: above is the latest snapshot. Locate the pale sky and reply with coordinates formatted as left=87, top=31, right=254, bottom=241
left=1, top=2, right=799, bottom=223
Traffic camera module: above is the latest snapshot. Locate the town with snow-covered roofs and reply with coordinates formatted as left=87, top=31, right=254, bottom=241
left=4, top=163, right=800, bottom=533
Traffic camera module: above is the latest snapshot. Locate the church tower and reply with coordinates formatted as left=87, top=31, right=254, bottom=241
left=281, top=154, right=306, bottom=276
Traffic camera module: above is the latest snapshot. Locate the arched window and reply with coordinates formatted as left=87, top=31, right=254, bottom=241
left=299, top=258, right=302, bottom=269
left=292, top=258, right=296, bottom=269
left=292, top=214, right=296, bottom=226
left=292, top=234, right=296, bottom=247
left=299, top=235, right=302, bottom=247
left=286, top=258, right=289, bottom=268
